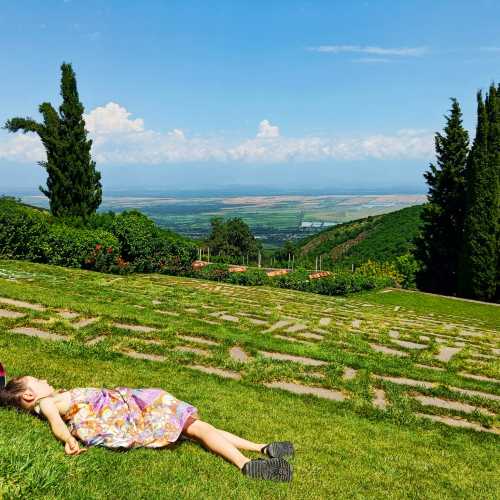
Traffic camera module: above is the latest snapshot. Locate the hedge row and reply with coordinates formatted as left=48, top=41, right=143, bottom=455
left=188, top=261, right=399, bottom=295
left=0, top=199, right=196, bottom=274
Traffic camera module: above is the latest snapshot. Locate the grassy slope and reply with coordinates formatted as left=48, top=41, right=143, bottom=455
left=297, top=205, right=424, bottom=266
left=0, top=260, right=498, bottom=499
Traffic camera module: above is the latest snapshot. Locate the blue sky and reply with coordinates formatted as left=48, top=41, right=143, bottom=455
left=1, top=0, right=500, bottom=193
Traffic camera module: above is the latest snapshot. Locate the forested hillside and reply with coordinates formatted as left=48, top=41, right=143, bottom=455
left=296, top=205, right=424, bottom=268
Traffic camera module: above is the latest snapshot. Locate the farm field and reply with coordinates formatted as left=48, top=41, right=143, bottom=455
left=0, top=259, right=498, bottom=499
left=20, top=193, right=426, bottom=246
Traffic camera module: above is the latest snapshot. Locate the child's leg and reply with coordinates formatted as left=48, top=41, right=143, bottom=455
left=182, top=419, right=250, bottom=469
left=214, top=428, right=267, bottom=452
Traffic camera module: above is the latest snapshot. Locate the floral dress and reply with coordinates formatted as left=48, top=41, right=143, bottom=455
left=38, top=387, right=198, bottom=449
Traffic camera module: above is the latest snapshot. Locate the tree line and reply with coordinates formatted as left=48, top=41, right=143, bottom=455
left=414, top=88, right=499, bottom=302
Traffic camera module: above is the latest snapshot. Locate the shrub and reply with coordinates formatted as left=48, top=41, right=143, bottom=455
left=394, top=253, right=419, bottom=289
left=226, top=268, right=270, bottom=286
left=44, top=225, right=119, bottom=269
left=0, top=197, right=51, bottom=261
left=90, top=210, right=197, bottom=273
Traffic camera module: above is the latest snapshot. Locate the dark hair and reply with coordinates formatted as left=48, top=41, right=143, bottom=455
left=0, top=376, right=27, bottom=411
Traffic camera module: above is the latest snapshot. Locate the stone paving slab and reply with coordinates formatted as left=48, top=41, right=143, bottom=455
left=57, top=310, right=79, bottom=320
left=86, top=336, right=106, bottom=346
left=435, top=346, right=462, bottom=362
left=259, top=351, right=327, bottom=366
left=373, top=374, right=435, bottom=389
left=343, top=367, right=357, bottom=380
left=248, top=318, right=268, bottom=326
left=73, top=318, right=99, bottom=329
left=274, top=334, right=312, bottom=345
left=220, top=314, right=239, bottom=323
left=459, top=372, right=500, bottom=384
left=351, top=319, right=362, bottom=328
left=450, top=387, right=500, bottom=402
left=187, top=365, right=241, bottom=380
left=178, top=335, right=218, bottom=346
left=175, top=346, right=210, bottom=356
left=154, top=310, right=180, bottom=317
left=416, top=413, right=499, bottom=434
left=112, top=323, right=157, bottom=333
left=391, top=339, right=428, bottom=350
left=10, top=327, right=68, bottom=342
left=286, top=323, right=307, bottom=333
left=297, top=332, right=324, bottom=341
left=121, top=350, right=166, bottom=362
left=264, top=320, right=292, bottom=333
left=0, top=297, right=45, bottom=311
left=264, top=381, right=346, bottom=401
left=229, top=346, right=250, bottom=363
left=0, top=308, right=25, bottom=319
left=373, top=389, right=388, bottom=409
left=369, top=343, right=409, bottom=357
left=413, top=395, right=495, bottom=416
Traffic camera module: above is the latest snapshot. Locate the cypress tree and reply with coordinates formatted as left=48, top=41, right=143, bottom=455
left=414, top=99, right=469, bottom=294
left=458, top=89, right=498, bottom=300
left=4, top=63, right=102, bottom=218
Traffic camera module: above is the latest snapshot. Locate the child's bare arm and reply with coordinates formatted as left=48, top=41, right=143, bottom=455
left=39, top=398, right=86, bottom=455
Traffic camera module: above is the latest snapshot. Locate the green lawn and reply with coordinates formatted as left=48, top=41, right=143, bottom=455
left=0, top=260, right=498, bottom=499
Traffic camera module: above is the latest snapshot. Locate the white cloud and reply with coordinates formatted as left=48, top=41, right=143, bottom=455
left=0, top=133, right=45, bottom=163
left=0, top=102, right=434, bottom=165
left=309, top=45, right=428, bottom=57
left=84, top=102, right=144, bottom=134
left=257, top=119, right=280, bottom=138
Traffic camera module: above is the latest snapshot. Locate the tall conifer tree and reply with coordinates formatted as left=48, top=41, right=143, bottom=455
left=414, top=99, right=469, bottom=294
left=458, top=89, right=498, bottom=300
left=5, top=63, right=102, bottom=218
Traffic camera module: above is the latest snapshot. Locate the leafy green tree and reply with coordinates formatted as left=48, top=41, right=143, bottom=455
left=5, top=63, right=102, bottom=218
left=458, top=89, right=499, bottom=300
left=414, top=99, right=469, bottom=294
left=206, top=217, right=260, bottom=260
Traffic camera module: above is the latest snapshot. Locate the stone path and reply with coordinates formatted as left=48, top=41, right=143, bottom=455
left=187, top=365, right=241, bottom=380
left=229, top=346, right=250, bottom=363
left=264, top=381, right=346, bottom=401
left=435, top=346, right=461, bottom=362
left=175, top=346, right=210, bottom=356
left=10, top=327, right=68, bottom=342
left=416, top=413, right=499, bottom=435
left=112, top=323, right=157, bottom=333
left=0, top=308, right=25, bottom=319
left=259, top=351, right=327, bottom=366
left=121, top=350, right=166, bottom=362
left=413, top=395, right=495, bottom=416
left=0, top=297, right=45, bottom=311
left=373, top=389, right=388, bottom=409
left=73, top=318, right=99, bottom=329
left=369, top=343, right=409, bottom=357
left=178, top=335, right=218, bottom=346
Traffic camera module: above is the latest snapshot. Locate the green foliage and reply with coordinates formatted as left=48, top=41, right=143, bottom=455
left=414, top=98, right=470, bottom=295
left=295, top=205, right=424, bottom=270
left=206, top=217, right=261, bottom=260
left=190, top=262, right=397, bottom=296
left=0, top=199, right=196, bottom=275
left=0, top=197, right=118, bottom=271
left=4, top=63, right=102, bottom=218
left=394, top=253, right=419, bottom=289
left=458, top=89, right=499, bottom=301
left=89, top=210, right=197, bottom=274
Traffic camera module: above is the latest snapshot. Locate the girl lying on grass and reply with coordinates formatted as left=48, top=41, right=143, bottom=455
left=0, top=364, right=293, bottom=482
